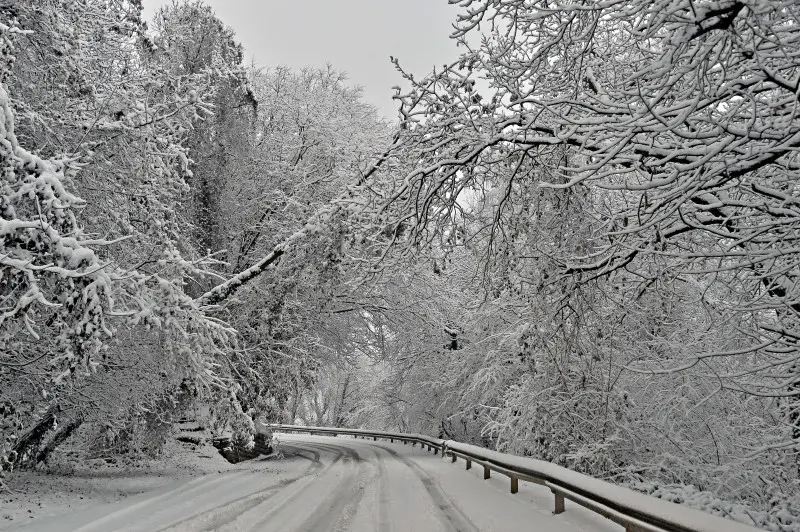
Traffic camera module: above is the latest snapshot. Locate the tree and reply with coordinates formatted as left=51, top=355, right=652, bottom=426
left=0, top=0, right=247, bottom=477
left=150, top=0, right=256, bottom=265
left=208, top=65, right=395, bottom=425
left=390, top=0, right=800, bottom=396
left=356, top=0, right=800, bottom=519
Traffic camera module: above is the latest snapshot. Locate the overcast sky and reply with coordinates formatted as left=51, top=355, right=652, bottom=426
left=142, top=0, right=463, bottom=119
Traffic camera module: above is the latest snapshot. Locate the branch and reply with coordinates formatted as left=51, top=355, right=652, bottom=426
left=195, top=132, right=402, bottom=307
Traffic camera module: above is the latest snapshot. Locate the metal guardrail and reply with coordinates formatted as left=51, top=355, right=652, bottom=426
left=269, top=424, right=444, bottom=454
left=270, top=424, right=762, bottom=532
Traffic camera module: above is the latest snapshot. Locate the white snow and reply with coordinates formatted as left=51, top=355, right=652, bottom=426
left=3, top=434, right=626, bottom=531
left=445, top=440, right=762, bottom=532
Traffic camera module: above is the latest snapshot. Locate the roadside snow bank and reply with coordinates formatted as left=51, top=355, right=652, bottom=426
left=628, top=481, right=799, bottom=532
left=0, top=439, right=237, bottom=528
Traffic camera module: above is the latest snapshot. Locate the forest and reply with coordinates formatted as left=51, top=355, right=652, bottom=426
left=1, top=0, right=799, bottom=529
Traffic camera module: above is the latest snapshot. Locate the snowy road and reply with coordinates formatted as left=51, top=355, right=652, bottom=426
left=11, top=434, right=618, bottom=531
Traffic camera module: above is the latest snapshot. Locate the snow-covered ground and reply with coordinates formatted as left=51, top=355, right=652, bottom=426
left=2, top=434, right=624, bottom=531
left=0, top=439, right=240, bottom=528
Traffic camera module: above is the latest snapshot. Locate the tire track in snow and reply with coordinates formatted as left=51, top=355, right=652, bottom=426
left=376, top=444, right=479, bottom=532
left=71, top=467, right=257, bottom=532
left=209, top=441, right=352, bottom=532
left=276, top=445, right=324, bottom=470
left=370, top=444, right=393, bottom=532
left=230, top=440, right=368, bottom=532
left=293, top=443, right=369, bottom=532
left=157, top=446, right=330, bottom=532
left=159, top=477, right=293, bottom=532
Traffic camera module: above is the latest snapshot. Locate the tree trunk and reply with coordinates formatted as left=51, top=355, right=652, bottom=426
left=35, top=416, right=83, bottom=465
left=11, top=405, right=58, bottom=468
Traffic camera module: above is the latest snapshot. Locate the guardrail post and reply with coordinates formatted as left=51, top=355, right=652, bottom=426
left=373, top=436, right=377, bottom=441
left=510, top=476, right=519, bottom=494
left=390, top=438, right=394, bottom=443
left=553, top=491, right=565, bottom=514
left=484, top=466, right=491, bottom=479
left=466, top=459, right=471, bottom=470
left=450, top=453, right=457, bottom=463
left=434, top=447, right=438, bottom=455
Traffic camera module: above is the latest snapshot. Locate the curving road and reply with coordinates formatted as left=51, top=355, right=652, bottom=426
left=12, top=434, right=616, bottom=531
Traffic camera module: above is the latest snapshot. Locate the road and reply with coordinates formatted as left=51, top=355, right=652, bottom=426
left=11, top=434, right=617, bottom=531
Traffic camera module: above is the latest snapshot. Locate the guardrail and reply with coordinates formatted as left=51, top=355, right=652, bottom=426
left=269, top=424, right=444, bottom=454
left=270, top=424, right=761, bottom=532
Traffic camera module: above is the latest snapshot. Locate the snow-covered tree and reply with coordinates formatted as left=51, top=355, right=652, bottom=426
left=214, top=66, right=396, bottom=426
left=351, top=0, right=800, bottom=521
left=0, top=0, right=248, bottom=477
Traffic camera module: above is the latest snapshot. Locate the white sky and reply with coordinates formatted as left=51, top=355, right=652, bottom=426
left=141, top=0, right=464, bottom=119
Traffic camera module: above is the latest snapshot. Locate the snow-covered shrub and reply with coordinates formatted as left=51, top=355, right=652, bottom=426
left=629, top=481, right=800, bottom=532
